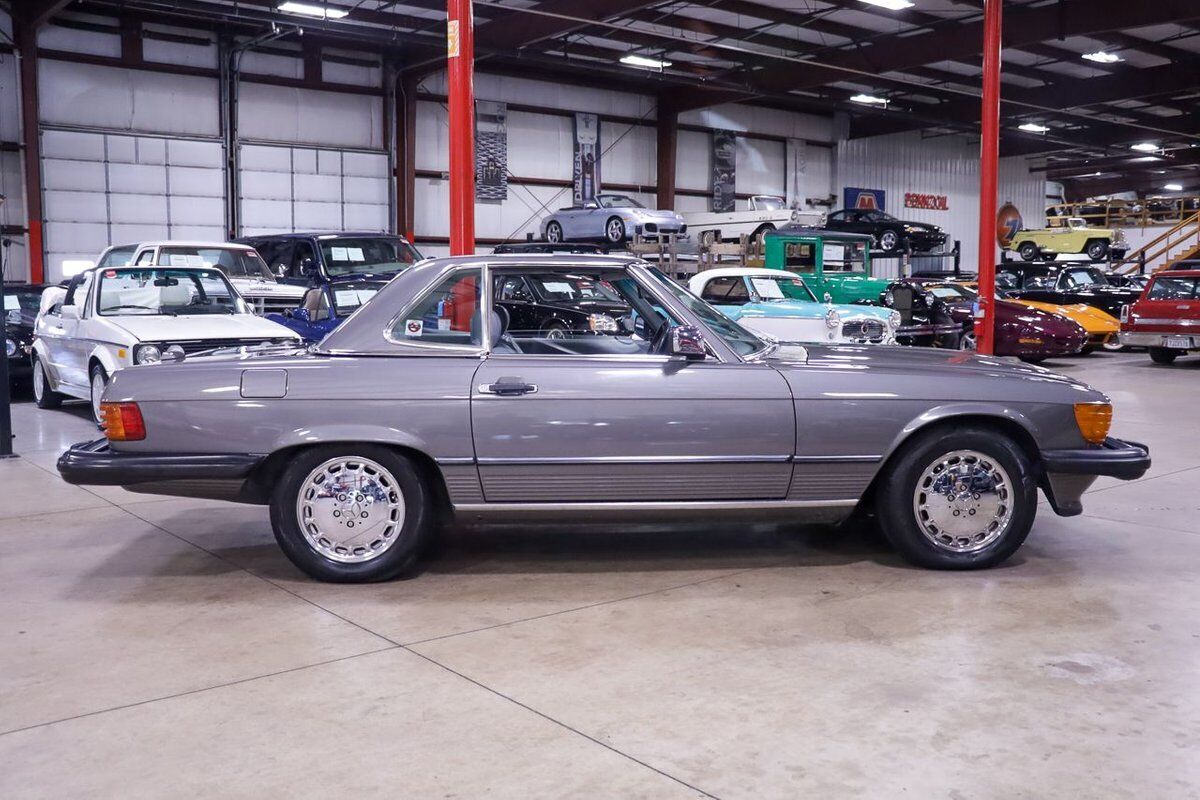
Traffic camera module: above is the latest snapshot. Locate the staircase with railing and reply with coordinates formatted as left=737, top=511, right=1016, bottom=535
left=1112, top=210, right=1200, bottom=274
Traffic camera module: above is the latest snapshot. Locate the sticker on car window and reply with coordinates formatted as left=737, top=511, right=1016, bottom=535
left=3, top=295, right=17, bottom=311
left=168, top=254, right=190, bottom=267
left=404, top=319, right=423, bottom=337
left=330, top=247, right=348, bottom=261
left=750, top=278, right=784, bottom=299
left=824, top=243, right=845, bottom=262
left=347, top=247, right=364, bottom=261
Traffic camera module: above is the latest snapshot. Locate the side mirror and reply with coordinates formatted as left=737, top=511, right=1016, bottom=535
left=274, top=264, right=288, bottom=278
left=60, top=305, right=80, bottom=320
left=668, top=325, right=707, bottom=361
left=293, top=308, right=311, bottom=323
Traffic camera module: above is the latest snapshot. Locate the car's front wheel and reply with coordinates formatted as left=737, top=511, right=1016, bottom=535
left=269, top=445, right=433, bottom=582
left=876, top=425, right=1037, bottom=569
left=545, top=221, right=564, bottom=243
left=878, top=230, right=899, bottom=252
left=32, top=356, right=64, bottom=409
left=1017, top=242, right=1039, bottom=261
left=89, top=365, right=109, bottom=426
left=605, top=217, right=626, bottom=244
left=1085, top=239, right=1109, bottom=262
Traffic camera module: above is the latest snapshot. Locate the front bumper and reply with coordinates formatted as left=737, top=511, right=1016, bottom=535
left=58, top=439, right=266, bottom=502
left=1039, top=436, right=1150, bottom=515
left=1119, top=331, right=1199, bottom=349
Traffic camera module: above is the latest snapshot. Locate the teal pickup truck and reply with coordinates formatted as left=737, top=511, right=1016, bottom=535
left=763, top=227, right=889, bottom=305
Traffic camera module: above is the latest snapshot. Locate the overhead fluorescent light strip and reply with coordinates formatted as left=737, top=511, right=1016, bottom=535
left=1130, top=142, right=1161, bottom=153
left=859, top=0, right=915, bottom=9
left=851, top=94, right=889, bottom=106
left=620, top=54, right=671, bottom=70
left=1164, top=183, right=1183, bottom=192
left=1018, top=123, right=1049, bottom=133
left=278, top=2, right=348, bottom=19
left=1082, top=51, right=1122, bottom=64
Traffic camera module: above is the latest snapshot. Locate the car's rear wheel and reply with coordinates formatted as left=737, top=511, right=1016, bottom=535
left=1085, top=239, right=1109, bottom=262
left=32, top=356, right=63, bottom=409
left=1101, top=338, right=1125, bottom=352
left=605, top=217, right=626, bottom=244
left=876, top=425, right=1037, bottom=569
left=545, top=221, right=564, bottom=243
left=878, top=230, right=899, bottom=252
left=1017, top=355, right=1047, bottom=363
left=269, top=445, right=433, bottom=582
left=89, top=365, right=109, bottom=426
left=543, top=322, right=569, bottom=340
left=1149, top=346, right=1178, bottom=365
left=958, top=330, right=977, bottom=351
left=1017, top=242, right=1039, bottom=261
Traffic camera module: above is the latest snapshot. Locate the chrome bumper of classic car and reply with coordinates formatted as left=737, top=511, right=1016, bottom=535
left=58, top=439, right=267, bottom=503
left=895, top=322, right=961, bottom=338
left=1038, top=437, right=1150, bottom=516
left=1119, top=330, right=1198, bottom=349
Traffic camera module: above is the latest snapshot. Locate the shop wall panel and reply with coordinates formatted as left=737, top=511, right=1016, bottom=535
left=241, top=199, right=292, bottom=231
left=38, top=23, right=120, bottom=57
left=107, top=163, right=168, bottom=195
left=237, top=83, right=383, bottom=150
left=42, top=129, right=107, bottom=160
left=44, top=190, right=107, bottom=223
left=735, top=138, right=785, bottom=198
left=344, top=176, right=389, bottom=205
left=599, top=122, right=656, bottom=189
left=143, top=23, right=218, bottom=69
left=43, top=160, right=106, bottom=192
left=240, top=50, right=303, bottom=80
left=676, top=130, right=712, bottom=192
left=505, top=111, right=574, bottom=180
left=344, top=203, right=389, bottom=231
left=109, top=194, right=169, bottom=224
left=169, top=165, right=224, bottom=196
left=323, top=60, right=381, bottom=88
left=0, top=54, right=19, bottom=142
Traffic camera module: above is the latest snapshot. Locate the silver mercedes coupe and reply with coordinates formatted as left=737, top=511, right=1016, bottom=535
left=59, top=254, right=1149, bottom=582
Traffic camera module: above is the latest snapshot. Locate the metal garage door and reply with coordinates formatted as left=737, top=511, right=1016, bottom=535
left=41, top=128, right=225, bottom=277
left=239, top=144, right=390, bottom=236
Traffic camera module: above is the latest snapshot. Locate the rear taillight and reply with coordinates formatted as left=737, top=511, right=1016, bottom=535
left=101, top=402, right=146, bottom=441
left=1119, top=304, right=1129, bottom=323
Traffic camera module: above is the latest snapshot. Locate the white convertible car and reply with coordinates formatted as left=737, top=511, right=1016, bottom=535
left=32, top=265, right=301, bottom=423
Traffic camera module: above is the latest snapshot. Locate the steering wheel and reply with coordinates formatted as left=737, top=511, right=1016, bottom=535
left=649, top=320, right=672, bottom=354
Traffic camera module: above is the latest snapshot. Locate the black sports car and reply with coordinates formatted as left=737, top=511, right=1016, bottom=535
left=4, top=283, right=47, bottom=388
left=995, top=263, right=1140, bottom=318
left=824, top=208, right=948, bottom=254
left=494, top=272, right=631, bottom=339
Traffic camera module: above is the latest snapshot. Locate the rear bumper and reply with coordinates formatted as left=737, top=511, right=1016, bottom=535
left=1039, top=437, right=1150, bottom=516
left=1119, top=331, right=1199, bottom=349
left=58, top=439, right=266, bottom=502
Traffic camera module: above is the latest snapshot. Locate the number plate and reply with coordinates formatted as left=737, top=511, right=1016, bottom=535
left=1165, top=336, right=1193, bottom=349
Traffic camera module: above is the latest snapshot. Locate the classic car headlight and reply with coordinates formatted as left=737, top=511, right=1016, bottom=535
left=888, top=310, right=902, bottom=331
left=134, top=343, right=162, bottom=365
left=5, top=338, right=15, bottom=358
left=165, top=344, right=187, bottom=362
left=825, top=308, right=841, bottom=329
left=904, top=225, right=920, bottom=233
left=588, top=313, right=619, bottom=334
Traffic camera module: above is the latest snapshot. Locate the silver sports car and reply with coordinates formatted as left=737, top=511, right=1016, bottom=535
left=59, top=254, right=1148, bottom=583
left=541, top=193, right=687, bottom=244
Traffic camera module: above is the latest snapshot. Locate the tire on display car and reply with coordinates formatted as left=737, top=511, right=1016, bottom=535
left=1085, top=239, right=1109, bottom=262
left=89, top=364, right=109, bottom=426
left=751, top=223, right=776, bottom=245
left=1017, top=242, right=1039, bottom=261
left=545, top=221, right=564, bottom=243
left=958, top=330, right=977, bottom=351
left=269, top=444, right=433, bottom=583
left=1149, top=347, right=1178, bottom=365
left=605, top=217, right=626, bottom=244
left=878, top=229, right=900, bottom=252
left=543, top=322, right=569, bottom=340
left=876, top=424, right=1038, bottom=569
left=32, top=355, right=63, bottom=409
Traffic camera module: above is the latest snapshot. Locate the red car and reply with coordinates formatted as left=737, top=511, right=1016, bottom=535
left=1119, top=269, right=1200, bottom=365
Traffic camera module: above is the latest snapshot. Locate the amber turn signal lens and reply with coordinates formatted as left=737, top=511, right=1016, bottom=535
left=1073, top=402, right=1112, bottom=445
left=101, top=402, right=146, bottom=441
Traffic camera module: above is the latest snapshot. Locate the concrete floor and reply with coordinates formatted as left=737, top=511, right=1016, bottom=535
left=1, top=351, right=1198, bottom=798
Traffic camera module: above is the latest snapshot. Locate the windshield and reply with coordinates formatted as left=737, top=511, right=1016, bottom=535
left=861, top=210, right=895, bottom=223
left=320, top=237, right=421, bottom=277
left=597, top=195, right=645, bottom=209
left=1063, top=267, right=1109, bottom=288
left=528, top=274, right=623, bottom=303
left=98, top=268, right=244, bottom=316
left=4, top=289, right=41, bottom=314
left=750, top=274, right=818, bottom=303
left=753, top=196, right=785, bottom=211
left=158, top=246, right=272, bottom=280
left=926, top=284, right=975, bottom=301
left=645, top=267, right=767, bottom=358
left=330, top=281, right=385, bottom=315
left=1148, top=276, right=1199, bottom=300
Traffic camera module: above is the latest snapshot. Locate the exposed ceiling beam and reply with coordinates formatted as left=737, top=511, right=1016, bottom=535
left=12, top=0, right=75, bottom=28
left=1061, top=171, right=1200, bottom=200
left=1045, top=148, right=1200, bottom=181
left=475, top=0, right=668, bottom=51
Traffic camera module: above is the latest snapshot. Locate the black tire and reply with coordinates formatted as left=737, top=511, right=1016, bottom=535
left=751, top=223, right=775, bottom=244
left=32, top=355, right=63, bottom=409
left=878, top=229, right=900, bottom=252
left=875, top=425, right=1038, bottom=570
left=1149, top=347, right=1178, bottom=365
left=1085, top=239, right=1109, bottom=262
left=545, top=221, right=564, bottom=243
left=543, top=321, right=569, bottom=340
left=604, top=217, right=626, bottom=244
left=1018, top=355, right=1047, bottom=364
left=1017, top=242, right=1039, bottom=261
left=269, top=444, right=434, bottom=583
left=89, top=364, right=109, bottom=426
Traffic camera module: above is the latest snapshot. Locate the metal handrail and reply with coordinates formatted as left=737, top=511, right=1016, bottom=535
left=1112, top=210, right=1200, bottom=275
left=1046, top=197, right=1200, bottom=229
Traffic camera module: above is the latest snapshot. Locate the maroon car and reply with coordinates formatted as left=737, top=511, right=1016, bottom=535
left=912, top=282, right=1088, bottom=363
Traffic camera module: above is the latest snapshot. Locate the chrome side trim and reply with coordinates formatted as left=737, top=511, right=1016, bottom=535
left=475, top=454, right=791, bottom=465
left=792, top=454, right=882, bottom=463
left=453, top=499, right=858, bottom=513
left=435, top=457, right=477, bottom=465
left=1129, top=318, right=1200, bottom=326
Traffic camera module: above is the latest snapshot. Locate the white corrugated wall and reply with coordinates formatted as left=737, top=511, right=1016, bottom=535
left=837, top=131, right=1046, bottom=274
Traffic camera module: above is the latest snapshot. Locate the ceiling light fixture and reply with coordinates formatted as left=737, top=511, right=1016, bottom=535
left=278, top=2, right=348, bottom=19
left=1082, top=51, right=1122, bottom=64
left=619, top=54, right=672, bottom=71
left=1164, top=183, right=1184, bottom=192
left=851, top=93, right=890, bottom=106
left=859, top=0, right=915, bottom=9
left=1018, top=122, right=1049, bottom=133
left=1130, top=142, right=1161, bottom=153
left=1132, top=156, right=1161, bottom=162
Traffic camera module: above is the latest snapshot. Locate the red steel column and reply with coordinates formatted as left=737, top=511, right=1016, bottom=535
left=975, top=0, right=1002, bottom=355
left=446, top=0, right=475, bottom=255
left=17, top=23, right=44, bottom=284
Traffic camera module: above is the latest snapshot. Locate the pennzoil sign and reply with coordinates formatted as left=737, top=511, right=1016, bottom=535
left=904, top=192, right=949, bottom=211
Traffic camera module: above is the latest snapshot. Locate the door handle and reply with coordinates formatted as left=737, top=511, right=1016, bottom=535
left=479, top=378, right=538, bottom=396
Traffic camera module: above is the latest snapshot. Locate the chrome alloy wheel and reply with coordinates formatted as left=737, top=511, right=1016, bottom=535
left=913, top=449, right=1014, bottom=553
left=33, top=359, right=46, bottom=401
left=959, top=331, right=977, bottom=351
left=91, top=370, right=107, bottom=424
left=295, top=456, right=406, bottom=563
left=606, top=218, right=625, bottom=242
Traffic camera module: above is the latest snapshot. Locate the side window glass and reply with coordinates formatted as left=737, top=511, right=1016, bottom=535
left=499, top=277, right=530, bottom=302
left=134, top=250, right=155, bottom=266
left=98, top=246, right=135, bottom=268
left=392, top=268, right=482, bottom=347
left=700, top=276, right=748, bottom=305
left=314, top=292, right=332, bottom=322
left=293, top=241, right=318, bottom=278
left=783, top=242, right=816, bottom=272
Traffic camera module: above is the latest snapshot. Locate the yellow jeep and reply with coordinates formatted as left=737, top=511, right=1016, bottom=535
left=1008, top=217, right=1127, bottom=263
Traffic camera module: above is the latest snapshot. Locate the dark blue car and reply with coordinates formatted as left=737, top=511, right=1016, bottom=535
left=267, top=279, right=389, bottom=342
left=234, top=232, right=423, bottom=286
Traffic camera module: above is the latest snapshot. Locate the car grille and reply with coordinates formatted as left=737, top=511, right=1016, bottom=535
left=167, top=338, right=292, bottom=355
left=245, top=296, right=298, bottom=315
left=841, top=319, right=886, bottom=343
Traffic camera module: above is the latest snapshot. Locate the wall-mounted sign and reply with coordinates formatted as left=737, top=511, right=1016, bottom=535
left=996, top=202, right=1024, bottom=247
left=904, top=192, right=949, bottom=211
left=572, top=113, right=600, bottom=204
left=844, top=187, right=885, bottom=211
left=712, top=130, right=737, bottom=213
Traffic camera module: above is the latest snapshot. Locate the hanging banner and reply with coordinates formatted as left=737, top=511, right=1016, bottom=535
left=573, top=113, right=600, bottom=204
left=475, top=100, right=508, bottom=202
left=844, top=187, right=886, bottom=211
left=712, top=129, right=737, bottom=212
left=785, top=139, right=806, bottom=208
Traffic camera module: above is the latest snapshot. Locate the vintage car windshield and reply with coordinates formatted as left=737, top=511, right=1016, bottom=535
left=1062, top=267, right=1109, bottom=288
left=1148, top=276, right=1199, bottom=300
left=98, top=268, right=245, bottom=316
left=528, top=274, right=622, bottom=303
left=597, top=195, right=644, bottom=210
left=331, top=281, right=385, bottom=315
left=927, top=284, right=975, bottom=301
left=753, top=196, right=785, bottom=211
left=320, top=237, right=421, bottom=277
left=750, top=274, right=818, bottom=303
left=644, top=267, right=767, bottom=358
left=158, top=246, right=273, bottom=280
